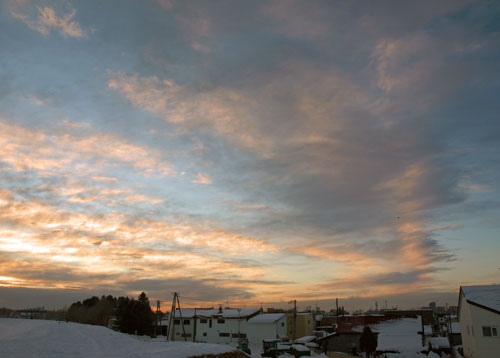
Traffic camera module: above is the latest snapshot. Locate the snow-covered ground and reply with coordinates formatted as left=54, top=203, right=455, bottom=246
left=353, top=317, right=437, bottom=358
left=0, top=318, right=236, bottom=358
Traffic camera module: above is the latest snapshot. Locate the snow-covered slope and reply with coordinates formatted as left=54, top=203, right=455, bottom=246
left=0, top=318, right=236, bottom=358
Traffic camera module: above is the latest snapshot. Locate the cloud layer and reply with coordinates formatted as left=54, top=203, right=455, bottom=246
left=1, top=0, right=499, bottom=309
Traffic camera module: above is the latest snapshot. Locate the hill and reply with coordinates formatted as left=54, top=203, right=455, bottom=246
left=0, top=318, right=244, bottom=358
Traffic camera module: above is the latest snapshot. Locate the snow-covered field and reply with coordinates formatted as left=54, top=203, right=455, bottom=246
left=0, top=318, right=237, bottom=358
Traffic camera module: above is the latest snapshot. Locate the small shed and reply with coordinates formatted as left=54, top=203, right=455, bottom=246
left=317, top=331, right=365, bottom=355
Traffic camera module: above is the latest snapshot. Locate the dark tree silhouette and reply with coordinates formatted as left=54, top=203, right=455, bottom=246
left=359, top=326, right=377, bottom=358
left=115, top=292, right=154, bottom=335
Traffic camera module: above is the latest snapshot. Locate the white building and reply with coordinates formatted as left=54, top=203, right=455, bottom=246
left=458, top=285, right=500, bottom=358
left=168, top=307, right=287, bottom=346
left=247, top=313, right=287, bottom=344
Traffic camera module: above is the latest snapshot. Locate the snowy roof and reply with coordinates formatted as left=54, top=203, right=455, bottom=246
left=450, top=322, right=461, bottom=333
left=173, top=308, right=261, bottom=319
left=353, top=317, right=424, bottom=354
left=294, top=336, right=316, bottom=344
left=291, top=344, right=310, bottom=352
left=423, top=325, right=433, bottom=335
left=427, top=337, right=450, bottom=349
left=248, top=313, right=285, bottom=323
left=461, top=285, right=500, bottom=313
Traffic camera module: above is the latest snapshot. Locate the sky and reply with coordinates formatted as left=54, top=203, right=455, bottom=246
left=1, top=0, right=499, bottom=311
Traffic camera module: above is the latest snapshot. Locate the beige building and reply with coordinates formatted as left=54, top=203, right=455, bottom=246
left=287, top=312, right=314, bottom=340
left=458, top=285, right=500, bottom=358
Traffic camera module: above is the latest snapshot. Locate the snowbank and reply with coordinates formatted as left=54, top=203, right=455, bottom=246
left=0, top=318, right=236, bottom=358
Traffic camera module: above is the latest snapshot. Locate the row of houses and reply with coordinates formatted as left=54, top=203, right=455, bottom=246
left=167, top=307, right=287, bottom=346
left=161, top=284, right=499, bottom=357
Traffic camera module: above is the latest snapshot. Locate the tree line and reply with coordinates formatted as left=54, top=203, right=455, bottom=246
left=66, top=292, right=156, bottom=335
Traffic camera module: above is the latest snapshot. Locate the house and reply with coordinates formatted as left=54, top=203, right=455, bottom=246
left=247, top=313, right=287, bottom=344
left=317, top=330, right=364, bottom=356
left=458, top=284, right=500, bottom=358
left=287, top=312, right=314, bottom=340
left=168, top=307, right=286, bottom=346
left=447, top=321, right=462, bottom=346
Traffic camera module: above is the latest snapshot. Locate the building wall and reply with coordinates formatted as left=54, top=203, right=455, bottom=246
left=170, top=317, right=196, bottom=341
left=324, top=334, right=361, bottom=354
left=287, top=313, right=314, bottom=340
left=247, top=316, right=287, bottom=345
left=171, top=316, right=287, bottom=346
left=460, top=296, right=500, bottom=358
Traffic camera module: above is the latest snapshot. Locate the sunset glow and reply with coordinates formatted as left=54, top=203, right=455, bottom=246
left=1, top=0, right=499, bottom=310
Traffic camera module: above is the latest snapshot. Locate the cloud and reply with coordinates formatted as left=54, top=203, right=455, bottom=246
left=107, top=71, right=273, bottom=156
left=306, top=267, right=447, bottom=299
left=0, top=119, right=175, bottom=177
left=192, top=173, right=212, bottom=184
left=10, top=5, right=87, bottom=38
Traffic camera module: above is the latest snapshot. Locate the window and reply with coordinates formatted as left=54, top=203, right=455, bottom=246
left=174, top=319, right=180, bottom=325
left=203, top=332, right=207, bottom=336
left=281, top=322, right=284, bottom=327
left=232, top=333, right=247, bottom=338
left=209, top=320, right=212, bottom=328
left=482, top=326, right=498, bottom=337
left=218, top=319, right=225, bottom=324
left=219, top=332, right=230, bottom=337
left=183, top=320, right=190, bottom=325
left=200, top=319, right=207, bottom=324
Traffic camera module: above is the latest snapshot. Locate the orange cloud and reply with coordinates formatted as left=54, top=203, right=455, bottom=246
left=107, top=71, right=273, bottom=156
left=10, top=4, right=87, bottom=38
left=0, top=119, right=175, bottom=177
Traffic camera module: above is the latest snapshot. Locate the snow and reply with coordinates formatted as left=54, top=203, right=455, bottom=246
left=291, top=344, right=310, bottom=352
left=294, top=335, right=316, bottom=343
left=461, top=284, right=500, bottom=312
left=0, top=318, right=236, bottom=358
left=423, top=325, right=433, bottom=335
left=449, top=322, right=461, bottom=333
left=354, top=317, right=424, bottom=357
left=426, top=337, right=450, bottom=349
left=247, top=313, right=285, bottom=323
left=174, top=308, right=261, bottom=318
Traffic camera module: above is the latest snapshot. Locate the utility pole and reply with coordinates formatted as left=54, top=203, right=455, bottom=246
left=154, top=300, right=160, bottom=338
left=289, top=300, right=297, bottom=342
left=193, top=308, right=197, bottom=342
left=167, top=292, right=187, bottom=342
left=176, top=293, right=187, bottom=342
left=237, top=308, right=241, bottom=347
left=167, top=293, right=177, bottom=341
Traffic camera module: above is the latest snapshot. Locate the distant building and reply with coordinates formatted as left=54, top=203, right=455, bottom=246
left=287, top=312, right=314, bottom=340
left=458, top=285, right=500, bottom=358
left=317, top=331, right=364, bottom=356
left=383, top=309, right=434, bottom=325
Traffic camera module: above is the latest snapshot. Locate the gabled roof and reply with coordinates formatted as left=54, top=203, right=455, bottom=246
left=248, top=313, right=285, bottom=323
left=459, top=285, right=500, bottom=316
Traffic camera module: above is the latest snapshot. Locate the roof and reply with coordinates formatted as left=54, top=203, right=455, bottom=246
left=427, top=337, right=450, bottom=349
left=247, top=313, right=285, bottom=323
left=460, top=285, right=500, bottom=314
left=449, top=322, right=461, bottom=334
left=172, top=308, right=261, bottom=319
left=423, top=325, right=433, bottom=335
left=353, top=317, right=424, bottom=354
left=294, top=336, right=316, bottom=344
